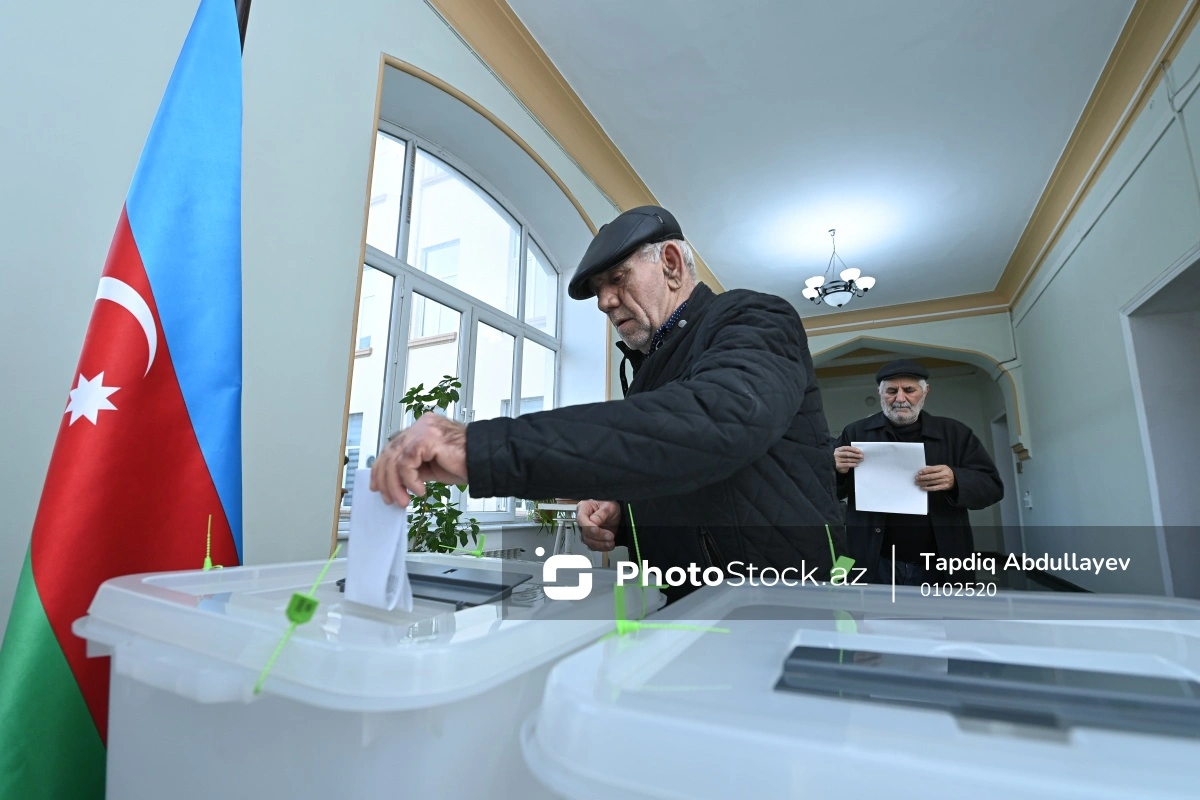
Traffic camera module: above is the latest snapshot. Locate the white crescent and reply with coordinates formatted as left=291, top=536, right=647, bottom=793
left=96, top=277, right=157, bottom=376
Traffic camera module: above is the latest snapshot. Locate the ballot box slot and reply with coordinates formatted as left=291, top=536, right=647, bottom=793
left=774, top=644, right=1200, bottom=740
left=337, top=562, right=531, bottom=611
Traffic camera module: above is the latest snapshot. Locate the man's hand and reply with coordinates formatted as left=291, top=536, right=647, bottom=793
left=577, top=499, right=620, bottom=552
left=916, top=465, right=956, bottom=492
left=834, top=445, right=864, bottom=474
left=370, top=413, right=468, bottom=506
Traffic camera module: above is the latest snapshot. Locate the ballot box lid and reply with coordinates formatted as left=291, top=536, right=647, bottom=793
left=521, top=584, right=1200, bottom=800
left=73, top=554, right=650, bottom=711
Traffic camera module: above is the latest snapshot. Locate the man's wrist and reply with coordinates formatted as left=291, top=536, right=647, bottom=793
left=445, top=419, right=467, bottom=449
left=945, top=470, right=960, bottom=501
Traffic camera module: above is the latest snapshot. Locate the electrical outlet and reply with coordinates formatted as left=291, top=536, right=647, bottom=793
left=1022, top=491, right=1033, bottom=510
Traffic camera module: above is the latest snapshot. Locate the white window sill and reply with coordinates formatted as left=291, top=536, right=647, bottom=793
left=336, top=521, right=549, bottom=541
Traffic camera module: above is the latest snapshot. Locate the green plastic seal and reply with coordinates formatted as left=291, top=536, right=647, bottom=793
left=286, top=593, right=319, bottom=625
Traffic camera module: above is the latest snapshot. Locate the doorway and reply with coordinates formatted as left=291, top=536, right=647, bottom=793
left=1123, top=250, right=1200, bottom=598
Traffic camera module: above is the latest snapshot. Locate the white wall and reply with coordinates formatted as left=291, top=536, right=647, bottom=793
left=1007, top=36, right=1200, bottom=593
left=0, top=0, right=617, bottom=636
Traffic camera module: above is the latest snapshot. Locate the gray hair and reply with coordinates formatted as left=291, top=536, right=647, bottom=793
left=634, top=239, right=698, bottom=281
left=879, top=378, right=928, bottom=395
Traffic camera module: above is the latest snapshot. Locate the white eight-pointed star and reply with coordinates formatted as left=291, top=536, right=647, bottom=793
left=64, top=372, right=119, bottom=426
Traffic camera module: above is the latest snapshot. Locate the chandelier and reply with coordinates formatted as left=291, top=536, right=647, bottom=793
left=802, top=229, right=876, bottom=308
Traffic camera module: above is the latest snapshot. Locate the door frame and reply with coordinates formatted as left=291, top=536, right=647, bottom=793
left=989, top=412, right=1024, bottom=555
left=1118, top=239, right=1200, bottom=596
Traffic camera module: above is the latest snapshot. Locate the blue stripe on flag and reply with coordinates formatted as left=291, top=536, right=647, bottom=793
left=126, top=0, right=243, bottom=559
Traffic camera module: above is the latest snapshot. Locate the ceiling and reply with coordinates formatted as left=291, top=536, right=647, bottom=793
left=506, top=0, right=1134, bottom=316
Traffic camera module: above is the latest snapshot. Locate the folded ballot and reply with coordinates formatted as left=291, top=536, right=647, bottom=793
left=345, top=468, right=413, bottom=611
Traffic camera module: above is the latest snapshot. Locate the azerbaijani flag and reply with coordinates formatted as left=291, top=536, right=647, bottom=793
left=0, top=1, right=243, bottom=795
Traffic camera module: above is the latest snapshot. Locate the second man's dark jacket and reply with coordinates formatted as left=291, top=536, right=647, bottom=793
left=835, top=412, right=1004, bottom=579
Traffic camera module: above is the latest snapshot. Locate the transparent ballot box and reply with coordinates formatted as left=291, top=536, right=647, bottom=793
left=74, top=553, right=654, bottom=800
left=521, top=584, right=1200, bottom=799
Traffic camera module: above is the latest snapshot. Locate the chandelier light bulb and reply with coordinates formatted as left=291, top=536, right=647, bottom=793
left=822, top=289, right=854, bottom=307
left=839, top=267, right=860, bottom=282
left=857, top=276, right=876, bottom=291
left=802, top=287, right=819, bottom=300
left=805, top=275, right=825, bottom=289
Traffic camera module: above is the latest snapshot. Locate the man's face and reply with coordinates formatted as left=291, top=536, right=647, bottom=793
left=880, top=377, right=928, bottom=424
left=590, top=255, right=669, bottom=352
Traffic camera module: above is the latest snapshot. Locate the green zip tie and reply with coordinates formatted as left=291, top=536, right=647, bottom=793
left=441, top=532, right=486, bottom=557
left=627, top=506, right=649, bottom=618
left=606, top=582, right=730, bottom=638
left=826, top=524, right=856, bottom=583
left=202, top=514, right=222, bottom=571
left=836, top=610, right=858, bottom=665
left=833, top=555, right=856, bottom=578
left=253, top=544, right=342, bottom=695
left=613, top=620, right=731, bottom=636
left=628, top=505, right=644, bottom=567
left=464, top=532, right=486, bottom=557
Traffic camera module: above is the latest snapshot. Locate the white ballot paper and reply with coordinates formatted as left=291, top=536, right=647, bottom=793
left=345, top=468, right=413, bottom=611
left=851, top=441, right=928, bottom=515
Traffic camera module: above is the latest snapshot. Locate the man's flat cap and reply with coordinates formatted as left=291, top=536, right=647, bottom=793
left=875, top=359, right=930, bottom=383
left=568, top=205, right=684, bottom=300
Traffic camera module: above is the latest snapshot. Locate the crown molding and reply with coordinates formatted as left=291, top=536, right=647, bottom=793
left=802, top=292, right=1008, bottom=334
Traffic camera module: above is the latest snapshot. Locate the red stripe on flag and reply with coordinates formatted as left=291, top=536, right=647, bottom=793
left=30, top=208, right=240, bottom=742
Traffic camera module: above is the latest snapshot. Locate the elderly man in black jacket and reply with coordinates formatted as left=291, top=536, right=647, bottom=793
left=833, top=360, right=1004, bottom=586
left=372, top=205, right=848, bottom=600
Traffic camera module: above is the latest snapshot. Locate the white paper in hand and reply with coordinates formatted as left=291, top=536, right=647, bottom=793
left=345, top=468, right=413, bottom=611
left=851, top=441, right=928, bottom=515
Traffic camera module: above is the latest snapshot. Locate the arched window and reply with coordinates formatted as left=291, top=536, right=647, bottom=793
left=344, top=125, right=561, bottom=524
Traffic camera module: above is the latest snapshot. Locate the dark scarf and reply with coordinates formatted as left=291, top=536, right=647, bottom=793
left=615, top=298, right=690, bottom=396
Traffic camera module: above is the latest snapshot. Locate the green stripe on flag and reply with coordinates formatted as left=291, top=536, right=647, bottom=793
left=0, top=549, right=105, bottom=799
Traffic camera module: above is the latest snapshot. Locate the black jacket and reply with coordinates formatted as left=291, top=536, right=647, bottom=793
left=835, top=412, right=1004, bottom=577
left=467, top=283, right=848, bottom=598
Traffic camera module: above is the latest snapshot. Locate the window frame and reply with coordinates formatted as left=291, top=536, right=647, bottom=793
left=359, top=123, right=564, bottom=523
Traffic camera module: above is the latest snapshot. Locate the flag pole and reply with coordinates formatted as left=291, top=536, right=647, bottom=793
left=235, top=0, right=251, bottom=51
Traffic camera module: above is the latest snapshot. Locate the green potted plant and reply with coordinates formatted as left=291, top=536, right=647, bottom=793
left=530, top=500, right=558, bottom=536
left=397, top=376, right=481, bottom=554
